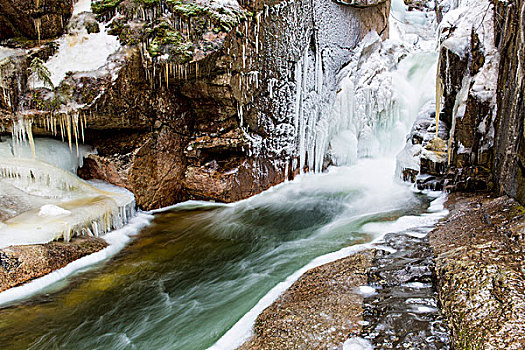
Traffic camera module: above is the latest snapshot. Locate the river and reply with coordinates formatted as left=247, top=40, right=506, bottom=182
left=0, top=158, right=444, bottom=350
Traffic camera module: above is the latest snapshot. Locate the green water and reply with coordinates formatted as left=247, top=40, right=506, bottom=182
left=0, top=159, right=432, bottom=350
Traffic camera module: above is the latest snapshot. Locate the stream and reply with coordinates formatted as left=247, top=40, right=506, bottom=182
left=0, top=0, right=448, bottom=348
left=0, top=158, right=445, bottom=350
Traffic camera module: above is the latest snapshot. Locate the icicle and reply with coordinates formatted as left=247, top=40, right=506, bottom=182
left=435, top=57, right=442, bottom=138
left=34, top=18, right=42, bottom=42
left=165, top=63, right=169, bottom=89
left=66, top=114, right=73, bottom=151
left=26, top=120, right=36, bottom=159
left=255, top=12, right=262, bottom=55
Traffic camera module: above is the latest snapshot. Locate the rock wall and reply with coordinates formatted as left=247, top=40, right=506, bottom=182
left=493, top=0, right=525, bottom=203
left=422, top=0, right=525, bottom=203
left=1, top=0, right=390, bottom=210
left=434, top=0, right=499, bottom=193
left=0, top=0, right=73, bottom=40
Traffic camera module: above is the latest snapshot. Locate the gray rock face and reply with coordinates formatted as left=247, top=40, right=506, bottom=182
left=432, top=0, right=499, bottom=193
left=493, top=0, right=525, bottom=203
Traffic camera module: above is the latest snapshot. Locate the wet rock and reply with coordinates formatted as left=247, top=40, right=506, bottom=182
left=396, top=105, right=449, bottom=188
left=0, top=236, right=108, bottom=293
left=361, top=231, right=450, bottom=349
left=239, top=251, right=374, bottom=350
left=435, top=0, right=499, bottom=195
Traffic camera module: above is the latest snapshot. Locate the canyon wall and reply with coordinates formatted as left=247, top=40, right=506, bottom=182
left=493, top=0, right=525, bottom=203
left=409, top=0, right=525, bottom=205
left=0, top=0, right=390, bottom=210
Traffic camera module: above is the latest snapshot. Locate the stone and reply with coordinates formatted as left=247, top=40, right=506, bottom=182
left=0, top=236, right=108, bottom=292
left=239, top=251, right=374, bottom=350
left=0, top=0, right=74, bottom=41
left=429, top=194, right=525, bottom=349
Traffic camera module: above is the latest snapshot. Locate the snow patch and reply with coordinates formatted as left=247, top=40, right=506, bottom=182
left=355, top=285, right=377, bottom=297
left=343, top=337, right=374, bottom=350
left=38, top=205, right=71, bottom=217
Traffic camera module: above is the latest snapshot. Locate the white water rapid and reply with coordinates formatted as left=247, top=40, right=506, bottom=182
left=210, top=1, right=443, bottom=348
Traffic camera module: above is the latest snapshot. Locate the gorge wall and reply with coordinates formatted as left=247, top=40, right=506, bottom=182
left=493, top=0, right=525, bottom=203
left=403, top=0, right=525, bottom=206
left=0, top=0, right=390, bottom=210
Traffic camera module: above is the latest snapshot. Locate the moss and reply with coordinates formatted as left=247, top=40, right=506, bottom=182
left=166, top=1, right=208, bottom=17
left=146, top=23, right=194, bottom=62
left=91, top=0, right=123, bottom=15
left=135, top=0, right=160, bottom=7
left=508, top=204, right=525, bottom=218
left=165, top=0, right=243, bottom=31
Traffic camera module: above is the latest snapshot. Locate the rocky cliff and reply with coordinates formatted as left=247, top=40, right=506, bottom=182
left=0, top=0, right=390, bottom=210
left=0, top=0, right=74, bottom=41
left=493, top=0, right=525, bottom=203
left=402, top=0, right=525, bottom=205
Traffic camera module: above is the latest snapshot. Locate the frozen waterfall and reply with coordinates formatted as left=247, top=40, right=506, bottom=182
left=304, top=0, right=438, bottom=172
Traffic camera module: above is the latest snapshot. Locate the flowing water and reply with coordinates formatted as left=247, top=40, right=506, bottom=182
left=0, top=1, right=444, bottom=348
left=0, top=158, right=443, bottom=350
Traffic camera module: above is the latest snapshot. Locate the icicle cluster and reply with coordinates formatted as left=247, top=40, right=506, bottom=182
left=0, top=157, right=136, bottom=247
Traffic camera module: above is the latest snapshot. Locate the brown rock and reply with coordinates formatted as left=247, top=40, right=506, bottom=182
left=429, top=193, right=525, bottom=349
left=0, top=0, right=73, bottom=41
left=0, top=236, right=108, bottom=293
left=239, top=251, right=374, bottom=350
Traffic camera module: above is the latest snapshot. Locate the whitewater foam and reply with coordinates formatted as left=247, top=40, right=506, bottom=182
left=208, top=194, right=448, bottom=349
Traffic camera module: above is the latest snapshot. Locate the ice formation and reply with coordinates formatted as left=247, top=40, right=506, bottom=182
left=38, top=205, right=72, bottom=217
left=323, top=3, right=438, bottom=173
left=0, top=136, right=94, bottom=173
left=32, top=0, right=121, bottom=88
left=0, top=137, right=135, bottom=248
